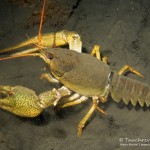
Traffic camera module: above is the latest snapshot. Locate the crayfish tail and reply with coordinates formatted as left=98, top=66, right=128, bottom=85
left=110, top=73, right=150, bottom=107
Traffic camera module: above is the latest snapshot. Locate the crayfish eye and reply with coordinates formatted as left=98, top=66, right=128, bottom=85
left=47, top=53, right=54, bottom=60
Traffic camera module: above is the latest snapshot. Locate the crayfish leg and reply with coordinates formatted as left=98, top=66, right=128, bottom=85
left=118, top=65, right=144, bottom=78
left=78, top=99, right=106, bottom=136
left=61, top=96, right=88, bottom=108
left=91, top=45, right=108, bottom=63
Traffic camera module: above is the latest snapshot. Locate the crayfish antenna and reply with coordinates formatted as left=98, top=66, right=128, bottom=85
left=38, top=0, right=47, bottom=49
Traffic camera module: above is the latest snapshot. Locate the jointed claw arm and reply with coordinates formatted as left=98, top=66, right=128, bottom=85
left=0, top=30, right=82, bottom=55
left=0, top=85, right=71, bottom=117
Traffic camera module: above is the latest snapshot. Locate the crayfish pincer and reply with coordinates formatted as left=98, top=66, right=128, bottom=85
left=0, top=85, right=71, bottom=117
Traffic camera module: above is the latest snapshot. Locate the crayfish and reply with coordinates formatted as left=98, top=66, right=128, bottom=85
left=0, top=47, right=149, bottom=135
left=0, top=0, right=149, bottom=136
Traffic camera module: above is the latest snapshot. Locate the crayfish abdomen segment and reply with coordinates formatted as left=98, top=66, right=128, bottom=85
left=110, top=73, right=150, bottom=107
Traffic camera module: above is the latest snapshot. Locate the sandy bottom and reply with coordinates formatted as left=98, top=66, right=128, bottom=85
left=0, top=0, right=150, bottom=150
